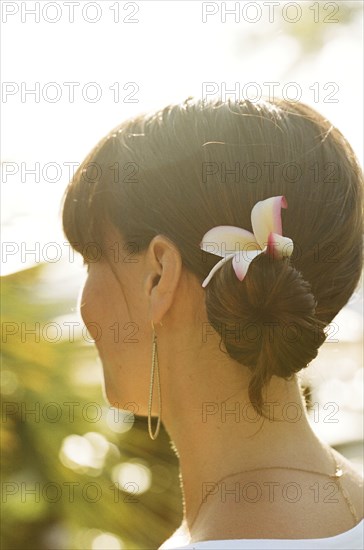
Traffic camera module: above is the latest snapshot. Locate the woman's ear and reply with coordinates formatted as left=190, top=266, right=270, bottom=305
left=144, top=235, right=182, bottom=324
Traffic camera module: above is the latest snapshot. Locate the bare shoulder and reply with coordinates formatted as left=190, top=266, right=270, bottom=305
left=331, top=447, right=364, bottom=519
left=331, top=447, right=363, bottom=483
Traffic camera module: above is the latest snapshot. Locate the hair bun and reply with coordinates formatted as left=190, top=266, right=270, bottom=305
left=204, top=253, right=327, bottom=417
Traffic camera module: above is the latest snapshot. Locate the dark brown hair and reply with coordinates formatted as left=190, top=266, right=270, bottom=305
left=62, top=98, right=363, bottom=417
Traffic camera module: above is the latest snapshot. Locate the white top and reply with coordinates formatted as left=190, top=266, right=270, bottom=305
left=160, top=519, right=364, bottom=550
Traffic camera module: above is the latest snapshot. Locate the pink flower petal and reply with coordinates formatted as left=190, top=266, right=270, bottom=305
left=251, top=196, right=288, bottom=250
left=264, top=232, right=294, bottom=259
left=232, top=249, right=264, bottom=281
left=200, top=225, right=258, bottom=258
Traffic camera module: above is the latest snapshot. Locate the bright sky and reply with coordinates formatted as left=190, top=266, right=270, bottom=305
left=1, top=1, right=363, bottom=275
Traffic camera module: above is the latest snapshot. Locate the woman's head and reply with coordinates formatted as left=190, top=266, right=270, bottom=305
left=62, top=97, right=363, bottom=419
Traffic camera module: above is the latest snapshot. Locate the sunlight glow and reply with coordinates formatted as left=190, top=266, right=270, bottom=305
left=92, top=532, right=124, bottom=550
left=106, top=407, right=135, bottom=434
left=111, top=462, right=152, bottom=495
left=59, top=432, right=110, bottom=473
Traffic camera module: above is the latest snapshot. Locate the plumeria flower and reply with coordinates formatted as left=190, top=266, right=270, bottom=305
left=199, top=195, right=294, bottom=288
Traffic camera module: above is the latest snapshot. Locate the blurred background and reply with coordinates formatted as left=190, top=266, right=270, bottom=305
left=1, top=1, right=363, bottom=549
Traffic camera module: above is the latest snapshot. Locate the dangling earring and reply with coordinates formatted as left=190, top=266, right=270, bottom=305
left=148, top=320, right=162, bottom=440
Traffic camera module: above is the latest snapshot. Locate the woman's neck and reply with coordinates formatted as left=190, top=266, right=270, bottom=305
left=162, top=373, right=331, bottom=539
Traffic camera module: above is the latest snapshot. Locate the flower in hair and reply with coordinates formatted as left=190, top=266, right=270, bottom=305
left=199, top=195, right=294, bottom=288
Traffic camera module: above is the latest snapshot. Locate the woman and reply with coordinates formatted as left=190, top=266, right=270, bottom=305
left=62, top=98, right=363, bottom=549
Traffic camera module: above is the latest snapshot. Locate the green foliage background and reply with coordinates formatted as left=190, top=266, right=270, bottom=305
left=1, top=264, right=182, bottom=549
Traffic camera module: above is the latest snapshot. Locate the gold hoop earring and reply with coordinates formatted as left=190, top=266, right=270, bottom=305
left=148, top=320, right=162, bottom=440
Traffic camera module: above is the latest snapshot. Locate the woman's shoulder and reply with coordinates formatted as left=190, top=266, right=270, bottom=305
left=160, top=519, right=364, bottom=550
left=332, top=447, right=363, bottom=481
left=159, top=450, right=363, bottom=550
left=331, top=447, right=364, bottom=519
